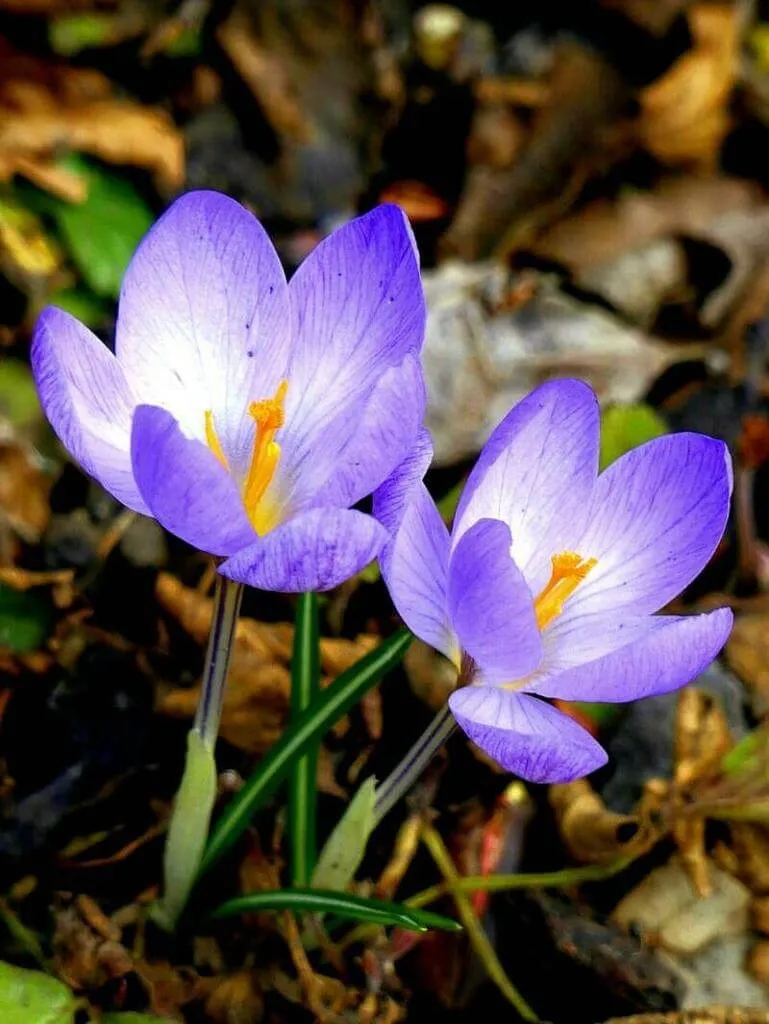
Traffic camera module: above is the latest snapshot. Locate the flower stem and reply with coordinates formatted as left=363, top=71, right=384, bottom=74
left=154, top=574, right=243, bottom=930
left=373, top=704, right=457, bottom=826
left=193, top=575, right=244, bottom=747
left=288, top=592, right=321, bottom=886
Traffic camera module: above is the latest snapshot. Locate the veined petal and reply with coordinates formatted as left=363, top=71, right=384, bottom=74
left=31, top=306, right=148, bottom=514
left=219, top=508, right=387, bottom=592
left=448, top=688, right=607, bottom=783
left=537, top=608, right=663, bottom=675
left=116, top=190, right=290, bottom=474
left=567, top=434, right=732, bottom=617
left=525, top=608, right=733, bottom=703
left=131, top=405, right=255, bottom=556
left=372, top=429, right=433, bottom=545
left=303, top=351, right=426, bottom=510
left=448, top=519, right=542, bottom=682
left=453, top=379, right=599, bottom=595
left=377, top=480, right=453, bottom=659
left=279, top=205, right=425, bottom=503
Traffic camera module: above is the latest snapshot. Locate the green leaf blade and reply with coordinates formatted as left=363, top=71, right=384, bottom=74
left=200, top=630, right=412, bottom=877
left=311, top=777, right=376, bottom=891
left=211, top=888, right=461, bottom=933
left=43, top=156, right=154, bottom=299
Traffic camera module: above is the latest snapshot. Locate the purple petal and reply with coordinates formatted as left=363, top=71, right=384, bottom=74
left=303, top=350, right=427, bottom=510
left=376, top=430, right=436, bottom=544
left=453, top=379, right=599, bottom=595
left=219, top=508, right=388, bottom=592
left=116, top=190, right=290, bottom=475
left=31, top=306, right=148, bottom=514
left=448, top=519, right=542, bottom=682
left=525, top=608, right=733, bottom=703
left=378, top=481, right=453, bottom=658
left=449, top=688, right=608, bottom=783
left=372, top=430, right=433, bottom=543
left=278, top=205, right=425, bottom=505
left=567, top=434, right=732, bottom=617
left=131, top=405, right=255, bottom=556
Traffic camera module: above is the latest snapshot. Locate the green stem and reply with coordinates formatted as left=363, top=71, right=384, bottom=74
left=373, top=705, right=456, bottom=825
left=193, top=575, right=244, bottom=747
left=288, top=592, right=320, bottom=886
left=200, top=629, right=413, bottom=877
left=154, top=574, right=243, bottom=930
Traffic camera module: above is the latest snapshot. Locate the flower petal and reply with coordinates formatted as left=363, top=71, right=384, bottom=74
left=448, top=519, right=542, bottom=682
left=31, top=306, right=148, bottom=513
left=449, top=688, right=607, bottom=783
left=453, top=379, right=599, bottom=595
left=116, top=190, right=290, bottom=474
left=567, top=434, right=732, bottom=617
left=377, top=481, right=453, bottom=658
left=131, top=405, right=255, bottom=556
left=525, top=608, right=733, bottom=702
left=279, top=205, right=425, bottom=504
left=372, top=429, right=434, bottom=544
left=219, top=508, right=388, bottom=592
left=303, top=350, right=426, bottom=510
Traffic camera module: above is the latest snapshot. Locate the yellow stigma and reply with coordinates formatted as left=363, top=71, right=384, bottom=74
left=204, top=379, right=288, bottom=536
left=243, top=380, right=288, bottom=534
left=533, top=551, right=597, bottom=631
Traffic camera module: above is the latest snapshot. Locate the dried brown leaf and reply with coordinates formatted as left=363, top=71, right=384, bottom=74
left=602, top=1007, right=769, bottom=1024
left=675, top=688, right=734, bottom=788
left=52, top=897, right=133, bottom=991
left=550, top=779, right=640, bottom=863
left=639, top=4, right=738, bottom=165
left=752, top=895, right=769, bottom=935
left=0, top=44, right=183, bottom=191
left=204, top=970, right=264, bottom=1024
left=0, top=442, right=51, bottom=543
left=216, top=9, right=310, bottom=144
left=726, top=614, right=769, bottom=717
left=156, top=574, right=377, bottom=756
left=729, top=823, right=769, bottom=894
left=747, top=939, right=769, bottom=985
left=533, top=176, right=759, bottom=273
left=0, top=101, right=183, bottom=192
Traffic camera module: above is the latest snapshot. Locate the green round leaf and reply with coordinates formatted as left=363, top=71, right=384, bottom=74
left=0, top=961, right=76, bottom=1024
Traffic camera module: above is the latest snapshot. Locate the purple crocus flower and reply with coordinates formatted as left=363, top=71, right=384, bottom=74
left=32, top=190, right=426, bottom=591
left=374, top=379, right=733, bottom=783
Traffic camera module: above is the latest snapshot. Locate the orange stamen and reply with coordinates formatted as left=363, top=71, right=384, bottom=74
left=243, top=380, right=288, bottom=530
left=204, top=379, right=289, bottom=536
left=533, top=551, right=597, bottom=631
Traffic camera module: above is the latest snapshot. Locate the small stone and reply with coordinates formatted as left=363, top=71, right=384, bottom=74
left=613, top=860, right=750, bottom=956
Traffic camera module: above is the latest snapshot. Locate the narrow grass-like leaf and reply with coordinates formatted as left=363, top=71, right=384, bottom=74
left=288, top=592, right=320, bottom=886
left=210, top=888, right=461, bottom=933
left=200, top=630, right=412, bottom=876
